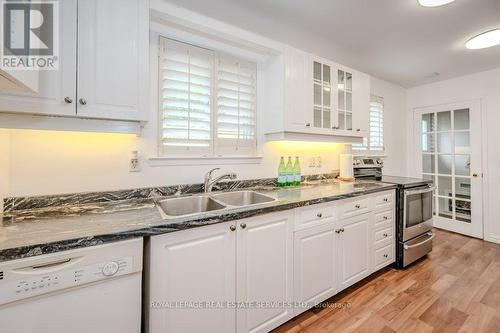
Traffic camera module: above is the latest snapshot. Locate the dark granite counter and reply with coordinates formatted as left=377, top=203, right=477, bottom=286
left=0, top=180, right=396, bottom=262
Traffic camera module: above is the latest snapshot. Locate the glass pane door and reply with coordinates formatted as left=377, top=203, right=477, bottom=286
left=313, top=61, right=332, bottom=129
left=337, top=69, right=352, bottom=130
left=417, top=102, right=483, bottom=238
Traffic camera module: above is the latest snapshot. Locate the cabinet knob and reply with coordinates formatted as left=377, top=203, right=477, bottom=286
left=317, top=213, right=323, bottom=218
left=356, top=129, right=361, bottom=132
left=335, top=229, right=341, bottom=234
left=331, top=126, right=339, bottom=130
left=305, top=123, right=311, bottom=127
left=383, top=198, right=388, bottom=202
left=64, top=97, right=73, bottom=104
left=230, top=225, right=236, bottom=231
left=383, top=216, right=388, bottom=220
left=383, top=254, right=388, bottom=258
left=355, top=204, right=361, bottom=209
left=79, top=98, right=87, bottom=106
left=240, top=223, right=247, bottom=229
left=473, top=173, right=479, bottom=178
left=341, top=228, right=345, bottom=233
left=383, top=233, right=388, bottom=237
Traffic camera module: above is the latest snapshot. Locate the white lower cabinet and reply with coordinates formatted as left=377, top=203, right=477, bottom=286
left=147, top=191, right=396, bottom=333
left=336, top=214, right=371, bottom=290
left=293, top=222, right=336, bottom=310
left=147, top=222, right=236, bottom=333
left=147, top=211, right=293, bottom=333
left=236, top=211, right=294, bottom=333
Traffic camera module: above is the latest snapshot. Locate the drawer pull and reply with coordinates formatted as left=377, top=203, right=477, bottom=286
left=240, top=223, right=247, bottom=229
left=383, top=198, right=388, bottom=202
left=317, top=213, right=323, bottom=218
left=355, top=204, right=361, bottom=209
left=383, top=216, right=388, bottom=220
left=335, top=229, right=341, bottom=234
left=383, top=254, right=388, bottom=258
left=383, top=233, right=388, bottom=237
left=341, top=228, right=344, bottom=233
left=230, top=225, right=236, bottom=231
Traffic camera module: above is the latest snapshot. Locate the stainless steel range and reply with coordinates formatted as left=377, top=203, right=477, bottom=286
left=353, top=157, right=435, bottom=268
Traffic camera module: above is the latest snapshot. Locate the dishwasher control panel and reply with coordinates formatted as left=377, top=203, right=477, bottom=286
left=0, top=256, right=133, bottom=306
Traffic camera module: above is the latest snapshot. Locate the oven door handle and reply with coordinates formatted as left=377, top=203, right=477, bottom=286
left=403, top=232, right=435, bottom=249
left=404, top=186, right=436, bottom=196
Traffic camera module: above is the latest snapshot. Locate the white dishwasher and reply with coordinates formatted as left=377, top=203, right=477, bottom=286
left=0, top=238, right=143, bottom=333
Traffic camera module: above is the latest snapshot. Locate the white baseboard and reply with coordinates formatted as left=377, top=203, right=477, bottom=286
left=484, top=235, right=500, bottom=245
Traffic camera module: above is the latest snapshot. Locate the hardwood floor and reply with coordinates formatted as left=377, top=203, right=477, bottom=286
left=273, top=229, right=500, bottom=333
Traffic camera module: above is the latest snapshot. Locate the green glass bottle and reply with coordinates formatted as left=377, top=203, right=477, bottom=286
left=293, top=156, right=301, bottom=186
left=285, top=156, right=294, bottom=186
left=277, top=157, right=287, bottom=187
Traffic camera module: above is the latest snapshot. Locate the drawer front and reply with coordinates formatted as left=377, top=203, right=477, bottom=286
left=374, top=244, right=394, bottom=269
left=341, top=198, right=370, bottom=219
left=374, top=227, right=393, bottom=248
left=295, top=203, right=335, bottom=228
left=374, top=191, right=394, bottom=211
left=374, top=210, right=393, bottom=229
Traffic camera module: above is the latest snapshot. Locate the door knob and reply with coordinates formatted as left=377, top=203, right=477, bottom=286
left=64, top=97, right=73, bottom=104
left=79, top=98, right=87, bottom=106
left=240, top=223, right=247, bottom=229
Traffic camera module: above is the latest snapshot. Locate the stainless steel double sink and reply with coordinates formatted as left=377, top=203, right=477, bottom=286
left=155, top=191, right=276, bottom=219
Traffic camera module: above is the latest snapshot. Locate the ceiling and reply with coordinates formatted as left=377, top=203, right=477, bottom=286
left=163, top=0, right=500, bottom=87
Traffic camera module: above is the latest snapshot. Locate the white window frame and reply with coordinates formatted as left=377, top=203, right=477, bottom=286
left=353, top=95, right=384, bottom=153
left=157, top=36, right=258, bottom=159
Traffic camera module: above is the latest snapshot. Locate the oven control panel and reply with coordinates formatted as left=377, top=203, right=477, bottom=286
left=353, top=157, right=384, bottom=168
left=0, top=257, right=133, bottom=306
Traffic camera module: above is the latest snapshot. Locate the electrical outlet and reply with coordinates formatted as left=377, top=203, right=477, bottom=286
left=316, top=156, right=322, bottom=168
left=129, top=150, right=140, bottom=172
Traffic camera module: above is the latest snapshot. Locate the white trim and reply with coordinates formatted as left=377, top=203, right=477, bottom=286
left=148, top=156, right=263, bottom=166
left=484, top=235, right=500, bottom=245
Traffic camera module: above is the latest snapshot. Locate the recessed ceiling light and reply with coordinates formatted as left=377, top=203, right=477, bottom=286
left=466, top=29, right=500, bottom=50
left=418, top=0, right=456, bottom=7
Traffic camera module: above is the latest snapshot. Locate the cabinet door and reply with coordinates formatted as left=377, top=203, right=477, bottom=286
left=294, top=222, right=336, bottom=309
left=284, top=50, right=310, bottom=131
left=236, top=211, right=294, bottom=333
left=0, top=0, right=77, bottom=116
left=76, top=0, right=148, bottom=121
left=337, top=214, right=371, bottom=291
left=148, top=222, right=236, bottom=333
left=352, top=71, right=370, bottom=134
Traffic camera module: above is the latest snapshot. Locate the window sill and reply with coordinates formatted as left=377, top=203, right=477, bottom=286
left=148, top=156, right=264, bottom=166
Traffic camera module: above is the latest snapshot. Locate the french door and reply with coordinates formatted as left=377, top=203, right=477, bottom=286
left=414, top=101, right=483, bottom=238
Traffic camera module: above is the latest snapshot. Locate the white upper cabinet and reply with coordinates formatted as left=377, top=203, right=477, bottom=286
left=76, top=0, right=149, bottom=121
left=0, top=0, right=77, bottom=117
left=264, top=48, right=370, bottom=141
left=0, top=0, right=148, bottom=122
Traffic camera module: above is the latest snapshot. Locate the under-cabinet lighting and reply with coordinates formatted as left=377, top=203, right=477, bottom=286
left=418, top=0, right=455, bottom=7
left=465, top=29, right=500, bottom=50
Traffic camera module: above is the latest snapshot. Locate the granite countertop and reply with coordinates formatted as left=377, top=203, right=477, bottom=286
left=0, top=180, right=397, bottom=262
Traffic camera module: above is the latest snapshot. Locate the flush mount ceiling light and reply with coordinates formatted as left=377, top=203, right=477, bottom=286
left=466, top=29, right=500, bottom=49
left=418, top=0, right=456, bottom=7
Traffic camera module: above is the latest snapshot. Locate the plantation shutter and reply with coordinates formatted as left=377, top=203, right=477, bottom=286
left=215, top=55, right=257, bottom=156
left=369, top=96, right=384, bottom=151
left=159, top=37, right=213, bottom=156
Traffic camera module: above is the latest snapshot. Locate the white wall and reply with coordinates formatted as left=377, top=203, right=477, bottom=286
left=407, top=67, right=500, bottom=244
left=370, top=77, right=407, bottom=176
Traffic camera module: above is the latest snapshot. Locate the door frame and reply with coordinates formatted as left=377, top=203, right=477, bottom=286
left=412, top=99, right=484, bottom=239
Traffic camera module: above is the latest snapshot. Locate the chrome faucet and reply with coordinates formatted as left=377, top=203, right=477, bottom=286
left=204, top=168, right=237, bottom=193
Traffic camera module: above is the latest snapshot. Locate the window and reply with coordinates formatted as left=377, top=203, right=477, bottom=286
left=158, top=37, right=257, bottom=157
left=353, top=95, right=384, bottom=151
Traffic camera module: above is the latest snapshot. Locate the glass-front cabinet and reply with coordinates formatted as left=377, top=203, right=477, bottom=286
left=310, top=58, right=369, bottom=136
left=337, top=69, right=353, bottom=131
left=313, top=61, right=333, bottom=129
